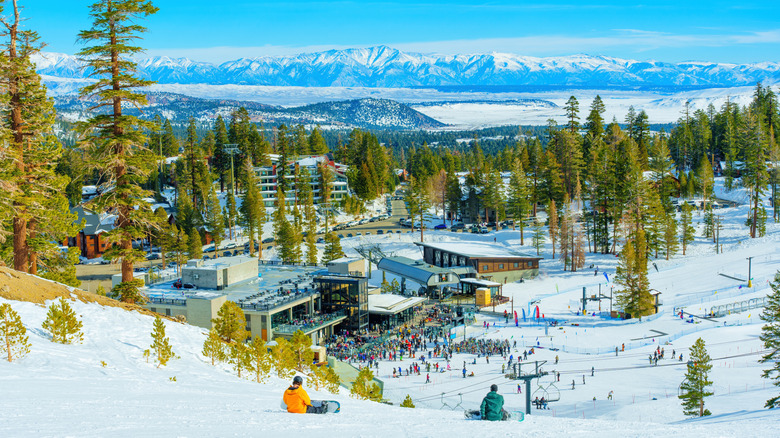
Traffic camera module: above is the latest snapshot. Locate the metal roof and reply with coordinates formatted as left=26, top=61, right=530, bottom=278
left=376, top=256, right=460, bottom=286
left=368, top=294, right=427, bottom=315
left=415, top=241, right=541, bottom=260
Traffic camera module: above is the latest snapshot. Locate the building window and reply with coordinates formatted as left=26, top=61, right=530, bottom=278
left=439, top=274, right=448, bottom=282
left=482, top=265, right=489, bottom=272
left=514, top=262, right=519, bottom=268
left=165, top=308, right=171, bottom=316
left=499, top=264, right=504, bottom=269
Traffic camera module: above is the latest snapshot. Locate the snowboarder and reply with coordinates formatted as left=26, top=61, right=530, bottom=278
left=283, top=376, right=327, bottom=414
left=480, top=384, right=508, bottom=421
left=608, top=390, right=613, bottom=400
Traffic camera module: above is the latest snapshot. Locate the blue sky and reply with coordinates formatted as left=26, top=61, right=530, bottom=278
left=22, top=1, right=780, bottom=64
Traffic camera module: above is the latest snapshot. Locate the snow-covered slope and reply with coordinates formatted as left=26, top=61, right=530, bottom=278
left=31, top=46, right=780, bottom=88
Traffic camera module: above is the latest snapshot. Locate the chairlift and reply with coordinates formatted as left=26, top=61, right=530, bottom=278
left=531, top=379, right=561, bottom=402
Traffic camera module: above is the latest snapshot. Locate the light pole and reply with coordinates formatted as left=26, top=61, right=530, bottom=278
left=223, top=144, right=240, bottom=196
left=747, top=257, right=753, bottom=288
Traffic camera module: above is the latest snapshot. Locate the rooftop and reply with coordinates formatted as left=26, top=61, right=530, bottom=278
left=415, top=241, right=540, bottom=260
left=368, top=294, right=427, bottom=315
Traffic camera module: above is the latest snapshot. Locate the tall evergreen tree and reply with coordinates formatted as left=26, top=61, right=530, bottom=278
left=2, top=0, right=77, bottom=274
left=547, top=200, right=558, bottom=259
left=205, top=188, right=225, bottom=256
left=239, top=158, right=265, bottom=258
left=507, top=158, right=530, bottom=244
left=76, top=0, right=159, bottom=289
left=615, top=229, right=653, bottom=318
left=679, top=337, right=713, bottom=417
left=407, top=175, right=432, bottom=242
left=187, top=228, right=202, bottom=260
left=299, top=167, right=318, bottom=264
left=322, top=231, right=344, bottom=264
left=759, top=272, right=780, bottom=409
left=564, top=96, right=580, bottom=133
left=680, top=202, right=695, bottom=255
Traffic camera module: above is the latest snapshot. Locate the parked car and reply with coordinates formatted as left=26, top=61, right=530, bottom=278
left=262, top=237, right=274, bottom=244
left=479, top=226, right=489, bottom=234
left=434, top=223, right=447, bottom=230
left=451, top=222, right=465, bottom=231
left=173, top=280, right=196, bottom=289
left=356, top=232, right=362, bottom=236
left=377, top=230, right=384, bottom=235
left=316, top=237, right=325, bottom=243
left=224, top=243, right=237, bottom=249
left=347, top=233, right=353, bottom=238
left=146, top=252, right=161, bottom=260
left=337, top=234, right=345, bottom=239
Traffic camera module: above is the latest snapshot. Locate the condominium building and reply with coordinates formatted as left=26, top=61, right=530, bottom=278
left=254, top=154, right=351, bottom=207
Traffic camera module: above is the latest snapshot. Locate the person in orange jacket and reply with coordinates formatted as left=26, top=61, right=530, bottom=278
left=283, top=376, right=326, bottom=414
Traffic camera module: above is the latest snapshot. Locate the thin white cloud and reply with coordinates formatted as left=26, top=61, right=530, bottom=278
left=145, top=29, right=780, bottom=64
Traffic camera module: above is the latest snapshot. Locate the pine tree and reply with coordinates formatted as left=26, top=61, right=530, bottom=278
left=299, top=167, right=318, bottom=265
left=614, top=229, right=653, bottom=318
left=680, top=203, right=695, bottom=255
left=211, top=301, right=248, bottom=344
left=407, top=175, right=432, bottom=242
left=507, top=158, right=530, bottom=244
left=548, top=200, right=558, bottom=259
left=760, top=272, right=780, bottom=408
left=531, top=218, right=545, bottom=256
left=0, top=303, right=30, bottom=362
left=247, top=336, right=272, bottom=383
left=274, top=186, right=302, bottom=263
left=290, top=330, right=316, bottom=372
left=679, top=337, right=713, bottom=417
left=400, top=394, right=416, bottom=408
left=188, top=228, right=202, bottom=260
left=2, top=2, right=78, bottom=275
left=309, top=364, right=341, bottom=393
left=205, top=189, right=225, bottom=256
left=271, top=337, right=298, bottom=379
left=229, top=341, right=251, bottom=378
left=225, top=191, right=238, bottom=240
left=150, top=316, right=175, bottom=368
left=202, top=328, right=226, bottom=366
left=239, top=158, right=265, bottom=258
left=564, top=96, right=580, bottom=132
left=42, top=298, right=84, bottom=344
left=663, top=213, right=679, bottom=260
left=322, top=231, right=345, bottom=264
left=350, top=367, right=382, bottom=402
left=309, top=126, right=329, bottom=154
left=76, top=0, right=159, bottom=287
left=171, top=226, right=189, bottom=276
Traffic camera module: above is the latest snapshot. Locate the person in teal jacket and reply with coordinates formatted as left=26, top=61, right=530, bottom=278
left=480, top=384, right=507, bottom=421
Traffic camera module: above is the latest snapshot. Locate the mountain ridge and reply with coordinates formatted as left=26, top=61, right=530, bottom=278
left=32, top=46, right=780, bottom=88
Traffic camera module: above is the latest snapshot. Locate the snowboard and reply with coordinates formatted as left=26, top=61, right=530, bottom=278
left=280, top=399, right=340, bottom=414
left=313, top=400, right=340, bottom=414
left=464, top=410, right=521, bottom=422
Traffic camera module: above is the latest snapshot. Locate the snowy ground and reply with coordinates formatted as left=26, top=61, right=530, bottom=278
left=4, top=177, right=780, bottom=436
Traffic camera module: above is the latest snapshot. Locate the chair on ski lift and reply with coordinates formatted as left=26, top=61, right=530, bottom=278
left=532, top=379, right=561, bottom=403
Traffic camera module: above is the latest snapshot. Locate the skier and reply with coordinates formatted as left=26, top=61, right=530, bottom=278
left=555, top=355, right=559, bottom=364
left=607, top=390, right=613, bottom=400
left=591, top=366, right=594, bottom=377
left=426, top=373, right=430, bottom=384
left=480, top=384, right=507, bottom=421
left=517, top=383, right=522, bottom=394
left=283, top=376, right=327, bottom=414
left=572, top=380, right=575, bottom=390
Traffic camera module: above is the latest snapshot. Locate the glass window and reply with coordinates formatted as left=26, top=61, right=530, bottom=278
left=514, top=262, right=519, bottom=268
left=482, top=265, right=489, bottom=271
left=499, top=264, right=504, bottom=269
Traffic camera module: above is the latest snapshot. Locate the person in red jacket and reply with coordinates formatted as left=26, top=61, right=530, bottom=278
left=283, top=376, right=326, bottom=414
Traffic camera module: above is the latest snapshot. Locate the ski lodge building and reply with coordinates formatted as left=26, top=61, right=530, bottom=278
left=414, top=241, right=541, bottom=284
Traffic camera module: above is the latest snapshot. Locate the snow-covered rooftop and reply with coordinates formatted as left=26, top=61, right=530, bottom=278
left=415, top=241, right=539, bottom=259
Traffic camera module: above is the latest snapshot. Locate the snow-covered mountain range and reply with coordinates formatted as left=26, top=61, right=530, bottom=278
left=32, top=46, right=780, bottom=88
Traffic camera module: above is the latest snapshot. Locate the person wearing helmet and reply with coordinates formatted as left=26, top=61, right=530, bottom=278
left=480, top=384, right=507, bottom=421
left=283, top=376, right=327, bottom=414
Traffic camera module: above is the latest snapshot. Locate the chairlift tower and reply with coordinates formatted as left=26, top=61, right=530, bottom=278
left=512, top=360, right=548, bottom=414
left=581, top=286, right=612, bottom=315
